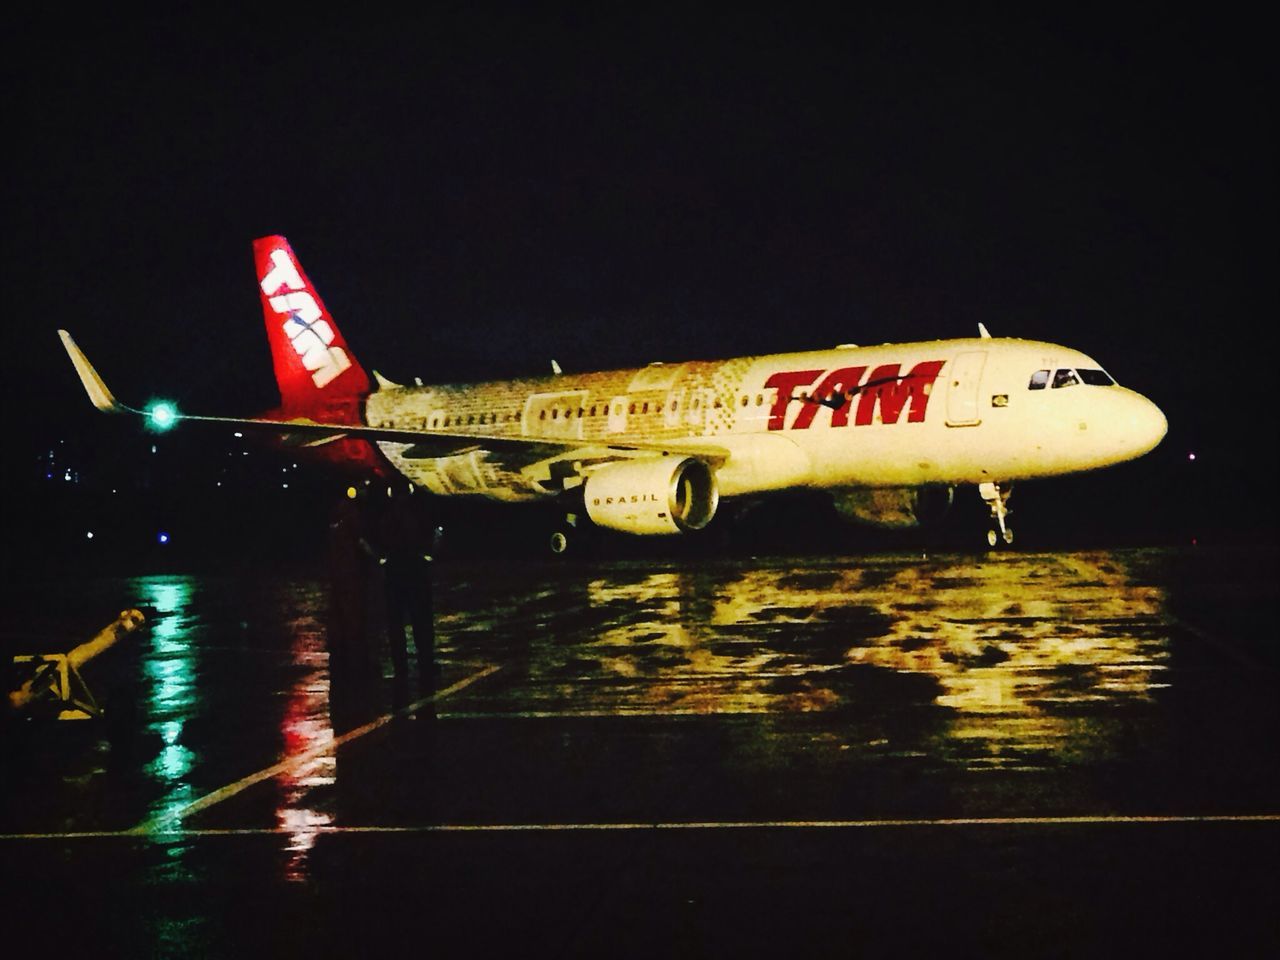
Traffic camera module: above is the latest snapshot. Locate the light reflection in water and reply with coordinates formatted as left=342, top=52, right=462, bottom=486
left=132, top=573, right=204, bottom=948
left=274, top=590, right=335, bottom=882
left=584, top=570, right=795, bottom=714
left=450, top=551, right=1171, bottom=770
left=135, top=577, right=201, bottom=824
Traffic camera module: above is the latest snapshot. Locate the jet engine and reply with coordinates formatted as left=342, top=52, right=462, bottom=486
left=584, top=457, right=719, bottom=535
left=831, top=485, right=954, bottom=529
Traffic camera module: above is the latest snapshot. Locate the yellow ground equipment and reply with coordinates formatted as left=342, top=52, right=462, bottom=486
left=8, top=609, right=145, bottom=720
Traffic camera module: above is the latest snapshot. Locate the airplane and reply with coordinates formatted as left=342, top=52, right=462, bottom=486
left=59, top=235, right=1167, bottom=553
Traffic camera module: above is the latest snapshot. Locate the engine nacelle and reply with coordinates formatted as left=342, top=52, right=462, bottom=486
left=584, top=458, right=719, bottom=535
left=831, top=485, right=954, bottom=529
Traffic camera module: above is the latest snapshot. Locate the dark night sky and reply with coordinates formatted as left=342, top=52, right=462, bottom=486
left=4, top=9, right=1274, bottom=543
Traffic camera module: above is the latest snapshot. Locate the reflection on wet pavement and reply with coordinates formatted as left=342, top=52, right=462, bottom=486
left=276, top=610, right=335, bottom=882
left=2, top=547, right=1275, bottom=957
left=438, top=551, right=1171, bottom=770
left=3, top=548, right=1273, bottom=845
left=132, top=578, right=206, bottom=946
left=139, top=579, right=201, bottom=822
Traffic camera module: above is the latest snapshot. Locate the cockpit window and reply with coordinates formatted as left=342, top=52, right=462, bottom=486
left=1052, top=369, right=1080, bottom=389
left=1028, top=370, right=1050, bottom=390
left=1077, top=368, right=1115, bottom=386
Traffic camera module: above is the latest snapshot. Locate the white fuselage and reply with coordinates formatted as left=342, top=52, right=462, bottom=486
left=364, top=338, right=1167, bottom=502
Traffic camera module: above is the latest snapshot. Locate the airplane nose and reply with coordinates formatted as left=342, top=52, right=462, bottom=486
left=1124, top=391, right=1168, bottom=457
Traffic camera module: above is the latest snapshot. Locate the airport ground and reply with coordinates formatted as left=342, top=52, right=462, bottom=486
left=1, top=540, right=1277, bottom=956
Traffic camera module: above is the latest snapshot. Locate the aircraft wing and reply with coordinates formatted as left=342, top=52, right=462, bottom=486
left=58, top=330, right=731, bottom=466
left=164, top=410, right=731, bottom=466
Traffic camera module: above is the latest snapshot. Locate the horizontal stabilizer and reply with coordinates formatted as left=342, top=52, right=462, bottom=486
left=58, top=330, right=122, bottom=413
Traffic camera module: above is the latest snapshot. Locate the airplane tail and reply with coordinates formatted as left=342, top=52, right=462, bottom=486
left=254, top=235, right=371, bottom=417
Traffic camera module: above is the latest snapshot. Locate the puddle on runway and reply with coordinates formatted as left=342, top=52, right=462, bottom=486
left=438, top=550, right=1174, bottom=771
left=2, top=548, right=1190, bottom=887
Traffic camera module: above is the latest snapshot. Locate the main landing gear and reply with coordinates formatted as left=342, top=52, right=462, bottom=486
left=979, top=481, right=1014, bottom=547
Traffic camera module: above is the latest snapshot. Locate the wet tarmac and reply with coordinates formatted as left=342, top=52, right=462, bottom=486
left=2, top=545, right=1277, bottom=956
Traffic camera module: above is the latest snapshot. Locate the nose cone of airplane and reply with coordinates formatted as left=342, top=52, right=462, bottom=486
left=1119, top=390, right=1168, bottom=459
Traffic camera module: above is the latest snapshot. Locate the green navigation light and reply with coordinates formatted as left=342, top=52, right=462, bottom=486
left=146, top=400, right=179, bottom=431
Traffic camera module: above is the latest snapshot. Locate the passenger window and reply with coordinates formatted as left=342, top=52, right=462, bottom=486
left=756, top=395, right=764, bottom=406
left=1052, top=369, right=1080, bottom=389
left=1029, top=370, right=1049, bottom=390
left=741, top=396, right=749, bottom=407
left=642, top=402, right=649, bottom=414
left=590, top=405, right=597, bottom=417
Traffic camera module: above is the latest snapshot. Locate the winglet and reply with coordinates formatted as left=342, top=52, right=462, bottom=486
left=977, top=322, right=992, bottom=339
left=58, top=330, right=123, bottom=413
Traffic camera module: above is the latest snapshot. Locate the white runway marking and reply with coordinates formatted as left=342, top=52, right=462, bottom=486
left=443, top=709, right=778, bottom=719
left=129, top=663, right=503, bottom=836
left=5, top=813, right=1280, bottom=842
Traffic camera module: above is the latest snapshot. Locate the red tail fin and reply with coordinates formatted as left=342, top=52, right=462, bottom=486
left=254, top=236, right=370, bottom=416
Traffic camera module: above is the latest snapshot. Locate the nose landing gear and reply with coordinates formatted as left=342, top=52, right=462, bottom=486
left=979, top=481, right=1013, bottom=547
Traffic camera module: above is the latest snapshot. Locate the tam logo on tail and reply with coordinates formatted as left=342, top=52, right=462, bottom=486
left=253, top=236, right=370, bottom=415
left=260, top=247, right=351, bottom=388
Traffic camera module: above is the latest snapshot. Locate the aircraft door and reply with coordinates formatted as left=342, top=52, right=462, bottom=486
left=608, top=396, right=628, bottom=433
left=686, top=388, right=713, bottom=435
left=946, top=351, right=987, bottom=427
